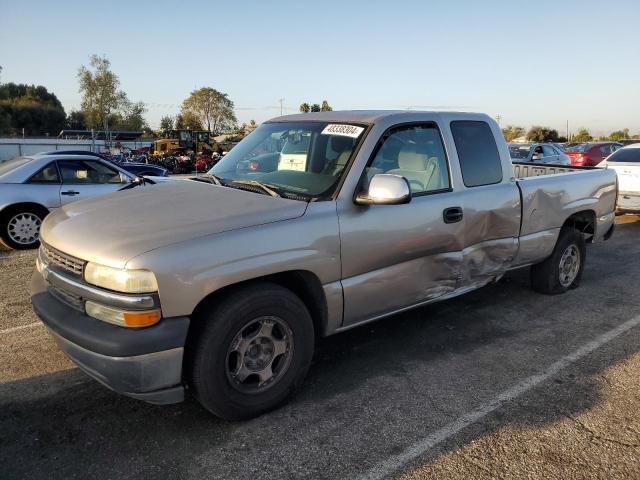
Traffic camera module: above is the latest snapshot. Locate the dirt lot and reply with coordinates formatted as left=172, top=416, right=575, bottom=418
left=1, top=218, right=639, bottom=479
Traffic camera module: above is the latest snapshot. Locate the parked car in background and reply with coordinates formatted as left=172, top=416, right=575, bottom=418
left=508, top=143, right=570, bottom=165
left=43, top=151, right=170, bottom=178
left=564, top=142, right=623, bottom=166
left=31, top=111, right=616, bottom=420
left=600, top=143, right=640, bottom=212
left=0, top=154, right=155, bottom=249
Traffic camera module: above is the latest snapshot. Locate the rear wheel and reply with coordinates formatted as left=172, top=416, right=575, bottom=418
left=531, top=226, right=586, bottom=294
left=0, top=206, right=47, bottom=250
left=188, top=283, right=315, bottom=420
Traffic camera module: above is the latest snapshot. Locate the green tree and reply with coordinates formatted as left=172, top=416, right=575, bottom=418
left=78, top=55, right=127, bottom=130
left=181, top=87, right=236, bottom=134
left=0, top=82, right=66, bottom=135
left=320, top=100, right=332, bottom=112
left=609, top=128, right=630, bottom=141
left=310, top=103, right=321, bottom=112
left=526, top=126, right=560, bottom=143
left=299, top=103, right=310, bottom=113
left=113, top=100, right=148, bottom=131
left=175, top=114, right=185, bottom=130
left=572, top=128, right=592, bottom=142
left=159, top=115, right=174, bottom=136
left=66, top=110, right=86, bottom=129
left=181, top=110, right=204, bottom=130
left=501, top=125, right=525, bottom=142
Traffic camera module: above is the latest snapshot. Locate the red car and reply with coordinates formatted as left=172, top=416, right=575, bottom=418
left=564, top=142, right=623, bottom=166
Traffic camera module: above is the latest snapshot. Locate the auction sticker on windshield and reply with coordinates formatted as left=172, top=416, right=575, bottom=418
left=321, top=124, right=365, bottom=138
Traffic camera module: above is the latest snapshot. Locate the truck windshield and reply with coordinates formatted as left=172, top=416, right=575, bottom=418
left=211, top=122, right=366, bottom=199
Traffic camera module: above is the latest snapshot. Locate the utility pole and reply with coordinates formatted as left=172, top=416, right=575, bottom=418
left=279, top=98, right=285, bottom=116
left=495, top=115, right=501, bottom=126
left=566, top=120, right=569, bottom=141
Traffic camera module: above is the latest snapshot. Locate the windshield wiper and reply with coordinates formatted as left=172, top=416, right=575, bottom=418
left=196, top=172, right=224, bottom=186
left=230, top=179, right=282, bottom=197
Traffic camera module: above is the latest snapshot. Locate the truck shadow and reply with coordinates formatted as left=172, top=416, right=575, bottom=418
left=2, top=221, right=640, bottom=479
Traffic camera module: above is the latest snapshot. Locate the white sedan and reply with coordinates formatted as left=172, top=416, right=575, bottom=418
left=601, top=143, right=640, bottom=213
left=0, top=153, right=164, bottom=249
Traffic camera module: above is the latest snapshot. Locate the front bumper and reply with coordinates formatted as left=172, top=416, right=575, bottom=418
left=31, top=271, right=190, bottom=404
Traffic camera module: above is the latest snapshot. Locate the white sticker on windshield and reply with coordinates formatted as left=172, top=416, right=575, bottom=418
left=321, top=124, right=364, bottom=138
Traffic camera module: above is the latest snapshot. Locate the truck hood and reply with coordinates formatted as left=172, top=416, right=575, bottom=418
left=42, top=181, right=308, bottom=268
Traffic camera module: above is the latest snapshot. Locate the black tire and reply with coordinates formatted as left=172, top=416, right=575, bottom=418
left=0, top=205, right=47, bottom=250
left=188, top=283, right=315, bottom=420
left=531, top=226, right=586, bottom=295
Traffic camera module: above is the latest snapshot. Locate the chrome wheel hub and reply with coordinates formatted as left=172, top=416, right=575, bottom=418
left=559, top=244, right=580, bottom=287
left=7, top=213, right=41, bottom=245
left=226, top=316, right=293, bottom=392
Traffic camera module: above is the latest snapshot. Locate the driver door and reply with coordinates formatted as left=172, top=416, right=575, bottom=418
left=57, top=159, right=129, bottom=205
left=338, top=122, right=466, bottom=327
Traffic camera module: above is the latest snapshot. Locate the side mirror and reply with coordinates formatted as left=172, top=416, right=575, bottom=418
left=355, top=174, right=411, bottom=205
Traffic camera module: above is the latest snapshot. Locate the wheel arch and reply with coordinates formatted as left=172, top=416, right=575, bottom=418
left=190, top=270, right=330, bottom=340
left=0, top=201, right=50, bottom=219
left=563, top=209, right=596, bottom=242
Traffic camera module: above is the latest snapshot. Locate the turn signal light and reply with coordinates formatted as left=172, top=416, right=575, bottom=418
left=123, top=311, right=161, bottom=327
left=85, top=300, right=161, bottom=328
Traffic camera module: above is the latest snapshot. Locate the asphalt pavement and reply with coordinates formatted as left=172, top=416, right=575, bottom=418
left=1, top=217, right=639, bottom=479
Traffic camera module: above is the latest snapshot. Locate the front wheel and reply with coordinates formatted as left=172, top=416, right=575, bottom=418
left=0, top=207, right=46, bottom=250
left=188, top=283, right=315, bottom=420
left=531, top=226, right=586, bottom=294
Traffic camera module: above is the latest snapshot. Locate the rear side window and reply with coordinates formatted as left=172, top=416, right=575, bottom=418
left=450, top=121, right=502, bottom=187
left=29, top=162, right=60, bottom=183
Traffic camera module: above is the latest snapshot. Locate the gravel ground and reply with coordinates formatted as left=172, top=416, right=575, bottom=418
left=1, top=217, right=639, bottom=479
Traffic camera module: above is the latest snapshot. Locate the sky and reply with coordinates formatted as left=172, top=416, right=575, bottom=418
left=1, top=0, right=639, bottom=136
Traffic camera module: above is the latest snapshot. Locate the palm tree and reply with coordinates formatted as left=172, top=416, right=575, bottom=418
left=299, top=103, right=310, bottom=113
left=321, top=100, right=332, bottom=112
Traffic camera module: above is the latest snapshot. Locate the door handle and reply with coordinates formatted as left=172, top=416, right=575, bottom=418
left=61, top=190, right=80, bottom=196
left=443, top=206, right=463, bottom=224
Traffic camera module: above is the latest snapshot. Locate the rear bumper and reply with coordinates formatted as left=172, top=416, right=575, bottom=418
left=617, top=191, right=640, bottom=213
left=31, top=271, right=189, bottom=404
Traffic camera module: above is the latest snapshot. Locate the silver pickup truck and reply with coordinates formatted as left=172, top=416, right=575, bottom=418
left=31, top=111, right=617, bottom=420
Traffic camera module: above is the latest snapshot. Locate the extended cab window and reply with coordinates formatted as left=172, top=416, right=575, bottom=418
left=58, top=160, right=123, bottom=184
left=365, top=124, right=450, bottom=195
left=29, top=162, right=60, bottom=183
left=451, top=121, right=502, bottom=187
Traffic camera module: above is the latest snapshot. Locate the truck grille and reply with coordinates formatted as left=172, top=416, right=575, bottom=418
left=40, top=243, right=85, bottom=277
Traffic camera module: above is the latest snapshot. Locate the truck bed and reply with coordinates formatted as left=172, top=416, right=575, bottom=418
left=512, top=161, right=596, bottom=178
left=511, top=161, right=617, bottom=266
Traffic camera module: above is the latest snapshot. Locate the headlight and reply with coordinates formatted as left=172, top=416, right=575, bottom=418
left=84, top=262, right=158, bottom=293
